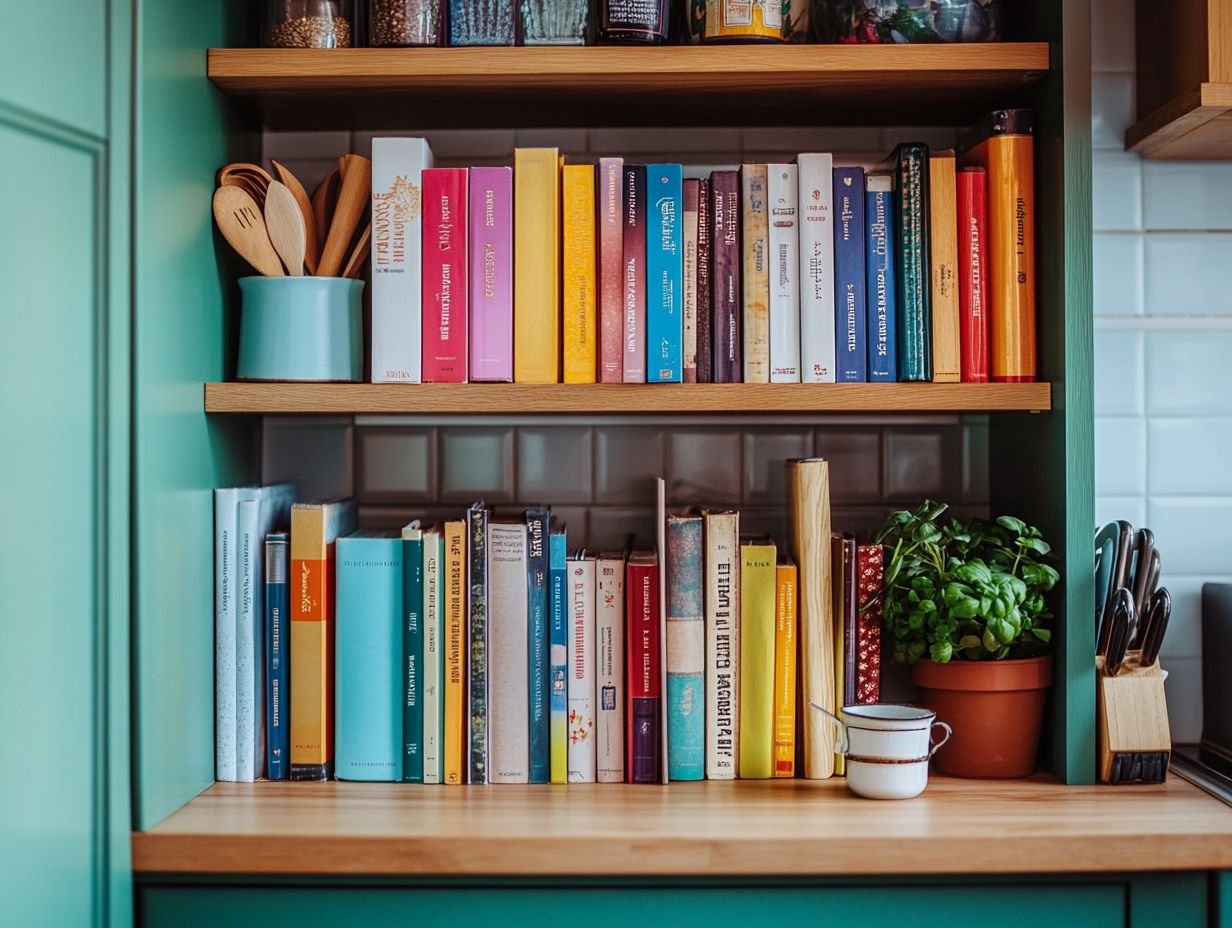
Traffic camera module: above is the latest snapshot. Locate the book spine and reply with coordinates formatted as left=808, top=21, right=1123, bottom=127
left=856, top=544, right=884, bottom=705
left=596, top=556, right=626, bottom=783
left=929, top=152, right=961, bottom=382
left=773, top=559, right=798, bottom=777
left=265, top=532, right=289, bottom=781
left=710, top=171, right=742, bottom=383
left=958, top=167, right=991, bottom=383
left=797, top=153, right=837, bottom=383
left=235, top=498, right=259, bottom=782
left=622, top=165, right=647, bottom=383
left=599, top=157, right=625, bottom=383
left=703, top=511, right=740, bottom=780
left=831, top=533, right=846, bottom=776
left=895, top=143, right=933, bottom=382
left=767, top=164, right=801, bottom=383
left=549, top=531, right=569, bottom=783
left=682, top=178, right=700, bottom=384
left=488, top=522, right=530, bottom=783
left=834, top=166, right=868, bottom=383
left=666, top=516, right=705, bottom=781
left=567, top=557, right=597, bottom=782
left=563, top=164, right=598, bottom=384
left=214, top=489, right=242, bottom=782
left=741, top=164, right=770, bottom=383
left=626, top=557, right=661, bottom=784
left=738, top=541, right=777, bottom=779
left=443, top=519, right=467, bottom=784
left=842, top=535, right=858, bottom=706
left=468, top=504, right=489, bottom=784
left=514, top=148, right=561, bottom=383
left=371, top=137, right=433, bottom=383
left=696, top=177, right=712, bottom=383
left=402, top=532, right=424, bottom=782
left=421, top=168, right=470, bottom=383
left=468, top=166, right=513, bottom=382
left=865, top=176, right=899, bottom=382
left=646, top=163, right=683, bottom=383
left=423, top=532, right=444, bottom=783
left=525, top=509, right=550, bottom=783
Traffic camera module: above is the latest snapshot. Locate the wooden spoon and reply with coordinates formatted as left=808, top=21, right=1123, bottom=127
left=311, top=169, right=340, bottom=256
left=212, top=186, right=284, bottom=277
left=271, top=160, right=319, bottom=274
left=219, top=163, right=273, bottom=207
left=318, top=154, right=371, bottom=278
left=341, top=223, right=371, bottom=279
left=264, top=180, right=307, bottom=276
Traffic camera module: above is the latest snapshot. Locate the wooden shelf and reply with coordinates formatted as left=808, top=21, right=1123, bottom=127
left=1126, top=83, right=1232, bottom=159
left=204, top=381, right=1051, bottom=415
left=207, top=44, right=1050, bottom=129
left=131, top=776, right=1232, bottom=877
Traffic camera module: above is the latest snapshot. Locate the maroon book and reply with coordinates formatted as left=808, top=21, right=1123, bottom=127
left=626, top=550, right=660, bottom=783
left=710, top=170, right=742, bottom=383
left=696, top=177, right=712, bottom=384
left=622, top=165, right=647, bottom=383
left=856, top=544, right=884, bottom=705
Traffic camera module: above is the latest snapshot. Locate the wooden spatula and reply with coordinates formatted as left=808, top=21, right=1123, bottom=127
left=271, top=160, right=320, bottom=275
left=317, top=154, right=371, bottom=278
left=212, top=186, right=284, bottom=277
left=311, top=169, right=340, bottom=256
left=264, top=180, right=307, bottom=276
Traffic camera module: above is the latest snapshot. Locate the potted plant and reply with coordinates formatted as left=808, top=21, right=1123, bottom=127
left=872, top=500, right=1060, bottom=778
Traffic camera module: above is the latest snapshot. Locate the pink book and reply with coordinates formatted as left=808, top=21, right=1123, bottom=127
left=469, top=166, right=513, bottom=382
left=622, top=164, right=647, bottom=383
left=422, top=168, right=469, bottom=383
left=599, top=157, right=624, bottom=383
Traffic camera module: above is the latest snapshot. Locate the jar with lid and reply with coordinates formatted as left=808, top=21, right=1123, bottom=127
left=370, top=0, right=447, bottom=46
left=520, top=0, right=592, bottom=45
left=450, top=0, right=517, bottom=45
left=263, top=0, right=354, bottom=48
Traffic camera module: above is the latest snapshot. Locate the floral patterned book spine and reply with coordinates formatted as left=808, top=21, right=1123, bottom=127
left=856, top=544, right=884, bottom=705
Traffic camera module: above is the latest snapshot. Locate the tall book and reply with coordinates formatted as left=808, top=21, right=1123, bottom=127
left=548, top=524, right=570, bottom=783
left=703, top=509, right=740, bottom=780
left=289, top=498, right=357, bottom=781
left=596, top=553, right=626, bottom=783
left=401, top=522, right=424, bottom=783
left=468, top=166, right=513, bottom=382
left=958, top=166, right=991, bottom=383
left=371, top=137, right=433, bottom=383
left=622, top=165, right=648, bottom=383
left=567, top=555, right=597, bottom=783
left=855, top=544, right=884, bottom=706
left=741, top=163, right=771, bottom=384
left=865, top=174, right=899, bottom=382
left=893, top=143, right=932, bottom=382
left=696, top=177, right=713, bottom=383
left=525, top=508, right=550, bottom=783
left=563, top=164, right=598, bottom=383
left=959, top=108, right=1036, bottom=383
left=421, top=167, right=469, bottom=383
left=773, top=553, right=798, bottom=778
left=768, top=164, right=801, bottom=383
left=647, top=163, right=683, bottom=383
left=626, top=550, right=661, bottom=783
left=682, top=178, right=700, bottom=383
left=831, top=531, right=856, bottom=775
left=710, top=170, right=742, bottom=383
left=467, top=502, right=490, bottom=784
left=488, top=521, right=530, bottom=783
left=598, top=157, right=625, bottom=383
left=264, top=531, right=290, bottom=781
left=422, top=527, right=444, bottom=783
left=214, top=486, right=256, bottom=781
left=834, top=166, right=868, bottom=383
left=443, top=518, right=467, bottom=784
left=798, top=152, right=836, bottom=383
left=787, top=459, right=835, bottom=779
left=738, top=538, right=777, bottom=779
left=929, top=151, right=961, bottom=383
left=335, top=531, right=403, bottom=782
left=513, top=148, right=561, bottom=383
left=666, top=514, right=705, bottom=780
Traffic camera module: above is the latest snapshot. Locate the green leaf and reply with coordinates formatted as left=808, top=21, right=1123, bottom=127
left=982, top=627, right=1000, bottom=652
left=1018, top=536, right=1052, bottom=555
left=997, top=515, right=1027, bottom=534
left=958, top=635, right=982, bottom=649
left=930, top=641, right=953, bottom=663
left=914, top=521, right=942, bottom=544
left=1030, top=628, right=1052, bottom=643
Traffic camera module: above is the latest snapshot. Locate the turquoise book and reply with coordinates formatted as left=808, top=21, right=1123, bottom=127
left=549, top=524, right=569, bottom=784
left=401, top=523, right=424, bottom=783
left=335, top=530, right=403, bottom=782
left=666, top=513, right=705, bottom=780
left=646, top=162, right=683, bottom=383
left=525, top=507, right=550, bottom=783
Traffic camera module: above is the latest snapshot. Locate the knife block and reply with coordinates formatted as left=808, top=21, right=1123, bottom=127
left=1096, top=653, right=1171, bottom=784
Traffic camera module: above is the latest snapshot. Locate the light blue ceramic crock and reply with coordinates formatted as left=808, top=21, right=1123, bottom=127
left=237, top=276, right=363, bottom=382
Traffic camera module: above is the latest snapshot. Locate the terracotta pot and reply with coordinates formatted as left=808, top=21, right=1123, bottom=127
left=912, top=655, right=1053, bottom=778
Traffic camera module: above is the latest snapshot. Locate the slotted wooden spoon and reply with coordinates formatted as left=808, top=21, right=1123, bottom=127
left=271, top=160, right=319, bottom=274
left=212, top=185, right=284, bottom=277
left=264, top=180, right=307, bottom=276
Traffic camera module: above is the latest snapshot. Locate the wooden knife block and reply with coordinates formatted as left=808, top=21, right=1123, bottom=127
left=1096, top=653, right=1171, bottom=784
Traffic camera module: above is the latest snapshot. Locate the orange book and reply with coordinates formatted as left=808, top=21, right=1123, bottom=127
left=562, top=163, right=597, bottom=383
left=773, top=555, right=798, bottom=777
left=443, top=519, right=467, bottom=784
left=929, top=151, right=961, bottom=383
left=513, top=148, right=561, bottom=383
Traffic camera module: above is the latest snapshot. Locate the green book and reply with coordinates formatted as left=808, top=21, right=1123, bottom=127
left=401, top=522, right=424, bottom=783
left=893, top=142, right=933, bottom=382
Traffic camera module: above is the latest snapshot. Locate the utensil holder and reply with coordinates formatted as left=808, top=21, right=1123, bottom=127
left=1096, top=652, right=1171, bottom=784
left=238, top=276, right=363, bottom=382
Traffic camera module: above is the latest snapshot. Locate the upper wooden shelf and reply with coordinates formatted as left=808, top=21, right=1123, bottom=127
left=132, top=776, right=1232, bottom=877
left=1126, top=83, right=1232, bottom=159
left=204, top=381, right=1051, bottom=415
left=206, top=44, right=1050, bottom=130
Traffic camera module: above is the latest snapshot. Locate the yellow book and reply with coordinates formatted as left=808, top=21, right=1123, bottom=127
left=773, top=555, right=798, bottom=778
left=514, top=147, right=561, bottom=383
left=562, top=163, right=597, bottom=383
left=741, top=164, right=770, bottom=384
left=929, top=151, right=961, bottom=383
left=738, top=538, right=777, bottom=779
left=444, top=518, right=467, bottom=784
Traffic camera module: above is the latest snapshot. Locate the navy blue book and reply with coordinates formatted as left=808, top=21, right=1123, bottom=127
left=549, top=523, right=569, bottom=784
left=865, top=174, right=899, bottom=381
left=401, top=523, right=424, bottom=783
left=525, top=507, right=550, bottom=783
left=834, top=167, right=868, bottom=382
left=264, top=531, right=289, bottom=781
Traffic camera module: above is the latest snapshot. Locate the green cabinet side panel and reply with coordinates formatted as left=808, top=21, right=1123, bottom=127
left=1217, top=871, right=1232, bottom=928
left=1128, top=872, right=1207, bottom=928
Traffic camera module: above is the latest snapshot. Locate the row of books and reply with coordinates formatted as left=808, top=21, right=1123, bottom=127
left=370, top=109, right=1035, bottom=388
left=214, top=463, right=877, bottom=783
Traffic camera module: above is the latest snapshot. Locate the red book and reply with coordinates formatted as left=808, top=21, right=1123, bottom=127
left=422, top=167, right=469, bottom=383
left=625, top=550, right=660, bottom=783
left=957, top=167, right=990, bottom=384
left=855, top=544, right=884, bottom=705
left=599, top=157, right=624, bottom=383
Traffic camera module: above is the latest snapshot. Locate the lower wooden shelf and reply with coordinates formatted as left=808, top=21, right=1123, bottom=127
left=131, top=775, right=1232, bottom=877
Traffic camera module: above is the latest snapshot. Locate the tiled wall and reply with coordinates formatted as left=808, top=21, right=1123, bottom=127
left=1093, top=0, right=1232, bottom=742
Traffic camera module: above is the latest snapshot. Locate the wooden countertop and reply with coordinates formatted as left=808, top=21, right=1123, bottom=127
left=132, top=776, right=1232, bottom=878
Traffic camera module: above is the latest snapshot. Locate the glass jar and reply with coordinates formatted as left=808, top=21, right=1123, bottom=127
left=370, top=0, right=446, bottom=46
left=598, top=0, right=669, bottom=43
left=450, top=0, right=517, bottom=45
left=520, top=0, right=592, bottom=45
left=811, top=0, right=1006, bottom=43
left=701, top=0, right=784, bottom=43
left=263, top=0, right=354, bottom=48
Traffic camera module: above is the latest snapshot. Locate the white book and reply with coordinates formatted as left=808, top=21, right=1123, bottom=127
left=797, top=153, right=836, bottom=383
left=768, top=164, right=801, bottom=383
left=214, top=486, right=259, bottom=783
left=567, top=555, right=597, bottom=783
left=595, top=554, right=626, bottom=783
left=422, top=528, right=443, bottom=783
left=703, top=509, right=741, bottom=780
left=488, top=522, right=530, bottom=783
left=371, top=137, right=435, bottom=383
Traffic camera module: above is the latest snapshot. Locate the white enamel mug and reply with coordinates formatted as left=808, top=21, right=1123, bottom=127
left=810, top=703, right=952, bottom=800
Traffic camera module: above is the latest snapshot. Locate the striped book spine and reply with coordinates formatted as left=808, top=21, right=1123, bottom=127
left=666, top=514, right=705, bottom=781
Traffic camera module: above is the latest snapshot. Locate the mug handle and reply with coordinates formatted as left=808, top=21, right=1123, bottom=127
left=808, top=701, right=849, bottom=756
left=928, top=721, right=953, bottom=758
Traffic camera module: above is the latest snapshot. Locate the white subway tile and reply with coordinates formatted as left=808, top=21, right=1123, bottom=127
left=589, top=126, right=741, bottom=156
left=667, top=430, right=742, bottom=505
left=1156, top=575, right=1232, bottom=660
left=1095, top=417, right=1146, bottom=495
left=594, top=427, right=664, bottom=503
left=1163, top=657, right=1202, bottom=744
left=1145, top=331, right=1232, bottom=415
left=262, top=417, right=354, bottom=501
left=1146, top=497, right=1232, bottom=573
left=356, top=427, right=436, bottom=503
left=1092, top=73, right=1135, bottom=150
left=1092, top=151, right=1142, bottom=231
left=1144, top=234, right=1232, bottom=315
left=816, top=429, right=882, bottom=502
left=1095, top=495, right=1146, bottom=529
left=1148, top=419, right=1232, bottom=494
left=517, top=427, right=593, bottom=504
left=1093, top=233, right=1144, bottom=316
left=438, top=427, right=515, bottom=503
left=1143, top=161, right=1232, bottom=230
left=743, top=430, right=811, bottom=504
left=1094, top=330, right=1144, bottom=416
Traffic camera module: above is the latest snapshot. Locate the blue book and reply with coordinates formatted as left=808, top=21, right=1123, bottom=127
left=549, top=525, right=569, bottom=784
left=666, top=514, right=705, bottom=781
left=335, top=531, right=403, bottom=782
left=264, top=531, right=289, bottom=781
left=865, top=174, right=899, bottom=382
left=646, top=163, right=683, bottom=383
left=525, top=508, right=550, bottom=783
left=401, top=523, right=424, bottom=783
left=834, top=167, right=868, bottom=382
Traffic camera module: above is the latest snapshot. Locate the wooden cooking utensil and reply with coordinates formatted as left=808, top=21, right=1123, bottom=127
left=317, top=154, right=371, bottom=278
left=219, top=163, right=273, bottom=207
left=311, top=168, right=340, bottom=256
left=212, top=186, right=284, bottom=277
left=271, top=160, right=319, bottom=275
left=264, top=180, right=307, bottom=276
left=341, top=223, right=371, bottom=279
